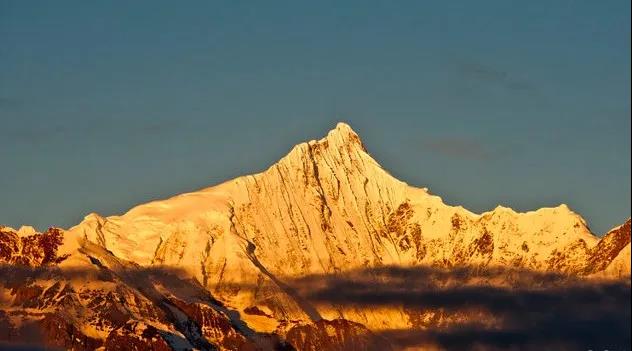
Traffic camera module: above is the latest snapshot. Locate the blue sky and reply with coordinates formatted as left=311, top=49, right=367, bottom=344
left=0, top=1, right=629, bottom=234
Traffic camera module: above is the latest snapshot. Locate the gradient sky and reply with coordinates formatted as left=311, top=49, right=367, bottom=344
left=1, top=1, right=630, bottom=234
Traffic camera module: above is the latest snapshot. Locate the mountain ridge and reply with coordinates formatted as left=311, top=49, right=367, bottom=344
left=79, top=122, right=602, bottom=237
left=1, top=122, right=630, bottom=350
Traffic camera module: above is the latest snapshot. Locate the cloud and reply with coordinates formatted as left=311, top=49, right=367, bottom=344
left=455, top=60, right=537, bottom=93
left=422, top=136, right=492, bottom=160
left=2, top=263, right=629, bottom=350
left=288, top=266, right=631, bottom=350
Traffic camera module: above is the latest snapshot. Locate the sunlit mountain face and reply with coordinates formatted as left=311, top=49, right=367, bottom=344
left=1, top=124, right=630, bottom=351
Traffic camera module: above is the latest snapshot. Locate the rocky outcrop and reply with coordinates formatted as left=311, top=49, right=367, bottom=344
left=103, top=321, right=175, bottom=351
left=284, top=319, right=392, bottom=351
left=0, top=226, right=69, bottom=266
left=584, top=219, right=631, bottom=275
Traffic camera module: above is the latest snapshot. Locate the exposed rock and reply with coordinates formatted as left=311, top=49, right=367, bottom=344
left=584, top=219, right=631, bottom=275
left=104, top=321, right=175, bottom=351
left=284, top=319, right=392, bottom=351
left=0, top=227, right=69, bottom=267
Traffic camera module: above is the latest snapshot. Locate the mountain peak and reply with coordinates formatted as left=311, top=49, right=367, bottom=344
left=330, top=122, right=357, bottom=137
left=319, top=121, right=366, bottom=151
left=276, top=122, right=370, bottom=173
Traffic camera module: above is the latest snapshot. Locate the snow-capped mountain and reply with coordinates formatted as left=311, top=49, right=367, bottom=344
left=1, top=123, right=630, bottom=350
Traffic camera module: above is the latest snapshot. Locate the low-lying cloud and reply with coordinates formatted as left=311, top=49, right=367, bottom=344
left=289, top=266, right=631, bottom=350
left=2, top=263, right=629, bottom=350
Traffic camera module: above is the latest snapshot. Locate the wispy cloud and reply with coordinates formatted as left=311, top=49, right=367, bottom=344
left=455, top=59, right=537, bottom=93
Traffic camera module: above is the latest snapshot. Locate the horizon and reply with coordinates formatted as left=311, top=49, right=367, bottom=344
left=1, top=1, right=630, bottom=234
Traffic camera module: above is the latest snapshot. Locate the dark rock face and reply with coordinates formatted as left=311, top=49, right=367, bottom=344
left=38, top=314, right=103, bottom=351
left=104, top=322, right=175, bottom=351
left=584, top=219, right=631, bottom=274
left=469, top=229, right=494, bottom=259
left=284, top=319, right=392, bottom=351
left=0, top=227, right=69, bottom=267
left=0, top=270, right=167, bottom=350
left=0, top=235, right=301, bottom=351
left=0, top=229, right=19, bottom=262
left=0, top=313, right=102, bottom=351
left=169, top=297, right=257, bottom=350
